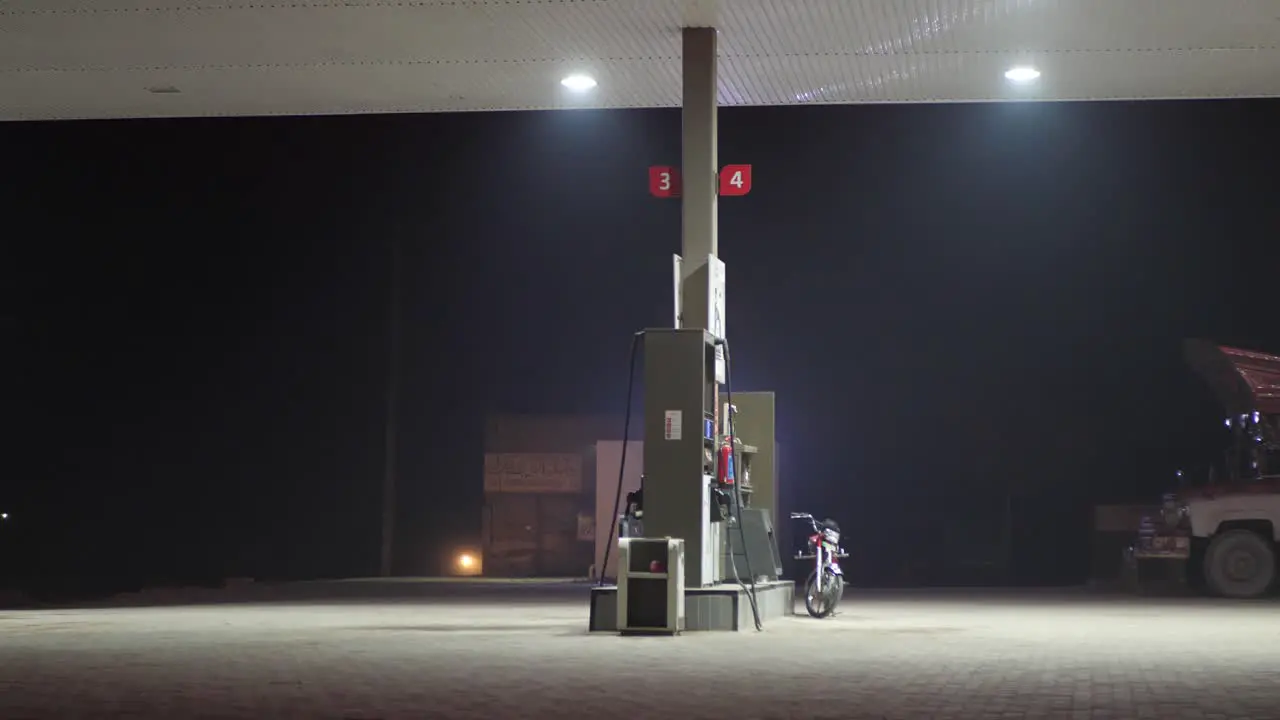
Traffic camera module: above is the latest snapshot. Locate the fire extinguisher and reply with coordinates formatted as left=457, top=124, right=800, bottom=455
left=717, top=437, right=735, bottom=485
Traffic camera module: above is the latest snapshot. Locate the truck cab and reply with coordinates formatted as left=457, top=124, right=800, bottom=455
left=1132, top=341, right=1280, bottom=599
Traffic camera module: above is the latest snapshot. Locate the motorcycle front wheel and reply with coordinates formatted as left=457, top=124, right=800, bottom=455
left=803, top=570, right=844, bottom=619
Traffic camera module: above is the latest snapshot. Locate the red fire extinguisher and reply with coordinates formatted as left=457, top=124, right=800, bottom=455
left=717, top=437, right=734, bottom=485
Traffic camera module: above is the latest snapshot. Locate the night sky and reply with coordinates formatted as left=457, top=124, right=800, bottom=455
left=4, top=99, right=1279, bottom=595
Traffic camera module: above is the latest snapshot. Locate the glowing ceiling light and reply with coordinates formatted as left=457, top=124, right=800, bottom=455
left=1004, top=66, right=1041, bottom=83
left=560, top=74, right=598, bottom=92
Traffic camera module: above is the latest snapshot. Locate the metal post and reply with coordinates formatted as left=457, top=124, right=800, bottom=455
left=680, top=26, right=718, bottom=289
left=379, top=233, right=401, bottom=577
left=678, top=26, right=719, bottom=587
left=679, top=26, right=718, bottom=587
left=636, top=27, right=723, bottom=589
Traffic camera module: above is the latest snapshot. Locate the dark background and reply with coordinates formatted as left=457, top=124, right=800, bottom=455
left=3, top=100, right=1277, bottom=597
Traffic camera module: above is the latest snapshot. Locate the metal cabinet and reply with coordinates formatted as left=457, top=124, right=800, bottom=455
left=617, top=537, right=684, bottom=635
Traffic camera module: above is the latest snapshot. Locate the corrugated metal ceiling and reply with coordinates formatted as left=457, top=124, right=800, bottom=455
left=3, top=0, right=1280, bottom=120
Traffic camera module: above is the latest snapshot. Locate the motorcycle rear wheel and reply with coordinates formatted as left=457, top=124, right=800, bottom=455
left=803, top=570, right=843, bottom=618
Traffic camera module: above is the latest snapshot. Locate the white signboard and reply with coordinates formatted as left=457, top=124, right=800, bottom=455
left=673, top=253, right=683, bottom=329
left=594, top=441, right=644, bottom=581
left=663, top=410, right=683, bottom=440
left=708, top=255, right=726, bottom=383
left=675, top=253, right=726, bottom=383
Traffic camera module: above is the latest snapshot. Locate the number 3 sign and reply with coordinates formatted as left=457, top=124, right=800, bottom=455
left=649, top=166, right=682, bottom=198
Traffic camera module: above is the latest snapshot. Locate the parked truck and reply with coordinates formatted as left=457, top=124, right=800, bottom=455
left=1131, top=340, right=1280, bottom=599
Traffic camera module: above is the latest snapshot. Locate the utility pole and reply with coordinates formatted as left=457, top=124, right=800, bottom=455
left=379, top=233, right=401, bottom=577
left=1003, top=487, right=1013, bottom=584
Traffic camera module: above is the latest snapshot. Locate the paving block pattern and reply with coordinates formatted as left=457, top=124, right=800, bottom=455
left=2, top=589, right=1279, bottom=719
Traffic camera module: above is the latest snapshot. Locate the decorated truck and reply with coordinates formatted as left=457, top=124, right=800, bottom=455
left=1130, top=340, right=1280, bottom=599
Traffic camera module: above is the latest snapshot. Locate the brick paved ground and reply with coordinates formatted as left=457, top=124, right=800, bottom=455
left=2, top=583, right=1279, bottom=719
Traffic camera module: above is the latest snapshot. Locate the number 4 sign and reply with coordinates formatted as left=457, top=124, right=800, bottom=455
left=719, top=164, right=752, bottom=196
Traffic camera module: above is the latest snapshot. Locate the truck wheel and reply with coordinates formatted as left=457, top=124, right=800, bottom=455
left=1204, top=529, right=1276, bottom=599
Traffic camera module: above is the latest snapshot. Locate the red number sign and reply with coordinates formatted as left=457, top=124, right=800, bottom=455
left=649, top=166, right=682, bottom=198
left=719, top=164, right=752, bottom=196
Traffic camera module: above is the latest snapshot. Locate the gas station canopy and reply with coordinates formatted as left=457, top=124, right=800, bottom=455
left=4, top=0, right=1280, bottom=121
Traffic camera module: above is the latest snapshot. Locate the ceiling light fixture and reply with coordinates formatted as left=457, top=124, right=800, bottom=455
left=560, top=74, right=597, bottom=92
left=1004, top=66, right=1041, bottom=83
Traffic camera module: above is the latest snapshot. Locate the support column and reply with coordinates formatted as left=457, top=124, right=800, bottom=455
left=678, top=27, right=724, bottom=370
left=678, top=29, right=721, bottom=588
left=637, top=27, right=723, bottom=590
left=681, top=26, right=718, bottom=289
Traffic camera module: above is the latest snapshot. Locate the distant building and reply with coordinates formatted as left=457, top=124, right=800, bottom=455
left=481, top=414, right=624, bottom=577
left=482, top=412, right=786, bottom=582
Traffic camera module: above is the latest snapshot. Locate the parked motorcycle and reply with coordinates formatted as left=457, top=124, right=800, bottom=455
left=791, top=511, right=846, bottom=618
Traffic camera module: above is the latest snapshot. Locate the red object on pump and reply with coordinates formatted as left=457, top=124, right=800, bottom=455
left=718, top=438, right=734, bottom=485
